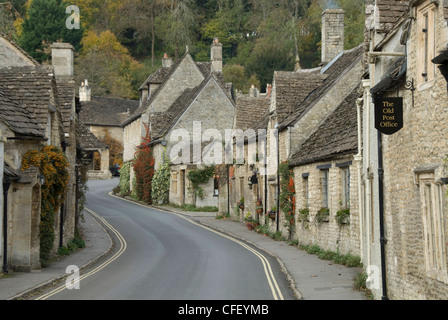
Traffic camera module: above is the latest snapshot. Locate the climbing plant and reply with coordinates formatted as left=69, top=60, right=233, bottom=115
left=119, top=161, right=132, bottom=195
left=187, top=165, right=215, bottom=206
left=132, top=126, right=155, bottom=204
left=21, top=145, right=69, bottom=264
left=279, top=162, right=296, bottom=237
left=152, top=149, right=171, bottom=205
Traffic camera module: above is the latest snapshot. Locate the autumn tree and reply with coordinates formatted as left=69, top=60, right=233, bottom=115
left=75, top=30, right=143, bottom=99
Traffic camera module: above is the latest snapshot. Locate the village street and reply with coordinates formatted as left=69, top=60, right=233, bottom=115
left=32, top=179, right=295, bottom=300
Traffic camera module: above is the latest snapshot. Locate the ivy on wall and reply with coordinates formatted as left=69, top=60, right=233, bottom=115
left=119, top=161, right=131, bottom=195
left=152, top=149, right=170, bottom=205
left=187, top=165, right=215, bottom=206
left=21, top=145, right=69, bottom=264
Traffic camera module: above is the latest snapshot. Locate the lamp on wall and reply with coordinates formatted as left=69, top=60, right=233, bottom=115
left=40, top=174, right=45, bottom=186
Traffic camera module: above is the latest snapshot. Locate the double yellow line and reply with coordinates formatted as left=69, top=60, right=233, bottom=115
left=35, top=208, right=127, bottom=300
left=110, top=193, right=284, bottom=300
left=38, top=194, right=284, bottom=300
left=179, top=215, right=285, bottom=300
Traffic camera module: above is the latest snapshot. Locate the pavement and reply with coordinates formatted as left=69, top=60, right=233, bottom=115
left=0, top=198, right=368, bottom=300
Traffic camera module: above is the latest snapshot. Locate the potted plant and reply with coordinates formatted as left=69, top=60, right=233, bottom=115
left=298, top=208, right=310, bottom=223
left=268, top=206, right=277, bottom=220
left=336, top=208, right=350, bottom=226
left=316, top=207, right=330, bottom=223
left=237, top=197, right=244, bottom=210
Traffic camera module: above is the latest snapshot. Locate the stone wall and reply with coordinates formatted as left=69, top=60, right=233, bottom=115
left=293, top=156, right=361, bottom=256
left=149, top=55, right=205, bottom=114
left=0, top=37, right=35, bottom=67
left=377, top=1, right=448, bottom=299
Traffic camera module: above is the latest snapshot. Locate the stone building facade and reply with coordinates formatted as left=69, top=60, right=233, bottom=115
left=122, top=39, right=235, bottom=207
left=0, top=35, right=99, bottom=272
left=362, top=0, right=448, bottom=299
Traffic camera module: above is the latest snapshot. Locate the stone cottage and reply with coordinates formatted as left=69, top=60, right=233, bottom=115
left=0, top=86, right=47, bottom=272
left=226, top=9, right=364, bottom=251
left=79, top=80, right=139, bottom=179
left=0, top=35, right=95, bottom=272
left=122, top=39, right=235, bottom=207
left=361, top=0, right=448, bottom=300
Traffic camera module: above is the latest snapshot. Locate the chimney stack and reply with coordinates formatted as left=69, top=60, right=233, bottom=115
left=321, top=9, right=345, bottom=65
left=162, top=53, right=173, bottom=68
left=249, top=84, right=259, bottom=98
left=51, top=42, right=74, bottom=78
left=211, top=37, right=223, bottom=73
left=79, top=80, right=91, bottom=102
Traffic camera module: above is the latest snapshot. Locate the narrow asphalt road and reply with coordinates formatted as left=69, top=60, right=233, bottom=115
left=37, top=179, right=295, bottom=300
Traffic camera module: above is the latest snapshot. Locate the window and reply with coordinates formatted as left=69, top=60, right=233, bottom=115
left=321, top=169, right=329, bottom=208
left=341, top=167, right=350, bottom=208
left=417, top=1, right=436, bottom=85
left=302, top=173, right=309, bottom=209
left=418, top=172, right=447, bottom=282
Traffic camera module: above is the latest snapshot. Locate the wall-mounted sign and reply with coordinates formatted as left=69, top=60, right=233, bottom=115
left=375, top=97, right=403, bottom=135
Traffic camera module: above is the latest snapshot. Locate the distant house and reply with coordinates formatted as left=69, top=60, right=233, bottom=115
left=78, top=81, right=139, bottom=178
left=123, top=39, right=235, bottom=207
left=226, top=9, right=364, bottom=254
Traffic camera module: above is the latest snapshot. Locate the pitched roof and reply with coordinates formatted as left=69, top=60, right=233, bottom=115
left=77, top=120, right=108, bottom=150
left=0, top=66, right=59, bottom=130
left=55, top=77, right=76, bottom=134
left=273, top=71, right=328, bottom=124
left=278, top=44, right=364, bottom=130
left=123, top=53, right=212, bottom=127
left=0, top=87, right=44, bottom=137
left=289, top=86, right=361, bottom=166
left=79, top=96, right=139, bottom=127
left=234, top=95, right=270, bottom=132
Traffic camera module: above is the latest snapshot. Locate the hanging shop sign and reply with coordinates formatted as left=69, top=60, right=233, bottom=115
left=375, top=97, right=403, bottom=135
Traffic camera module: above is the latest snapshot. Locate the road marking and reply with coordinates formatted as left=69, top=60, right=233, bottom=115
left=35, top=208, right=127, bottom=300
left=109, top=192, right=285, bottom=300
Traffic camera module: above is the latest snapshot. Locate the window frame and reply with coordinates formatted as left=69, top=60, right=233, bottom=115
left=416, top=0, right=437, bottom=87
left=417, top=172, right=448, bottom=283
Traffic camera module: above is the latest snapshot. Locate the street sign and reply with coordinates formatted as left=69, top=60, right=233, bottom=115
left=375, top=97, right=403, bottom=135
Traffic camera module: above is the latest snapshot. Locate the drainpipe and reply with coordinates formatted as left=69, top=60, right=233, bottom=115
left=275, top=125, right=280, bottom=232
left=377, top=129, right=389, bottom=300
left=2, top=181, right=11, bottom=274
left=355, top=98, right=364, bottom=259
left=227, top=165, right=230, bottom=215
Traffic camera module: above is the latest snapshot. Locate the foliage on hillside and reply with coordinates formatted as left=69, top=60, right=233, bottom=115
left=4, top=0, right=365, bottom=96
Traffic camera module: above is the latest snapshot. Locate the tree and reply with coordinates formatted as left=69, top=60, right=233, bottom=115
left=19, top=0, right=83, bottom=62
left=75, top=30, right=143, bottom=99
left=155, top=0, right=197, bottom=61
left=223, top=64, right=259, bottom=94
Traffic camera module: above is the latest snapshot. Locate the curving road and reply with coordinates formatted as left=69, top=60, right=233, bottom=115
left=36, top=178, right=295, bottom=300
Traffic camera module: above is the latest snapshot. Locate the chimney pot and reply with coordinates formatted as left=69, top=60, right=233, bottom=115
left=162, top=53, right=173, bottom=68
left=79, top=79, right=91, bottom=102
